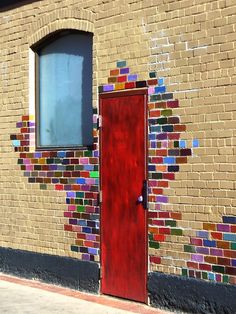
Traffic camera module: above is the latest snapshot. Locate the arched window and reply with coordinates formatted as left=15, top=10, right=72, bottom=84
left=35, top=31, right=93, bottom=148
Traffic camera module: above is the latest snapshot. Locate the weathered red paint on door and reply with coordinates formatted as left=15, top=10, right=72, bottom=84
left=100, top=90, right=147, bottom=303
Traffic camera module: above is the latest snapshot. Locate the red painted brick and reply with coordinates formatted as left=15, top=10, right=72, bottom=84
left=211, top=232, right=222, bottom=240
left=199, top=263, right=212, bottom=271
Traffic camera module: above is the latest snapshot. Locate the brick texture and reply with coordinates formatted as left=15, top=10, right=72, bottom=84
left=0, top=0, right=235, bottom=286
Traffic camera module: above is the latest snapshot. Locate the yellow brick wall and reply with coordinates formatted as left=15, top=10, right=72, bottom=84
left=0, top=0, right=235, bottom=283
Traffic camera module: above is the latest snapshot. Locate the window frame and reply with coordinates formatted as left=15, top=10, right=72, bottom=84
left=33, top=30, right=94, bottom=151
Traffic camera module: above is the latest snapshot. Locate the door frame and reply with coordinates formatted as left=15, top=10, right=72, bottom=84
left=99, top=88, right=148, bottom=303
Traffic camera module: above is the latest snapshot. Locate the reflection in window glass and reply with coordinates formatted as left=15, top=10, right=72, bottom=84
left=38, top=32, right=93, bottom=147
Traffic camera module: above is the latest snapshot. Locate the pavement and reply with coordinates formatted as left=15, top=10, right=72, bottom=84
left=0, top=274, right=173, bottom=314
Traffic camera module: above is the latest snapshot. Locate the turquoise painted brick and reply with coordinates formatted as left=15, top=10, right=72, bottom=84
left=117, top=60, right=126, bottom=68
left=12, top=140, right=21, bottom=147
left=223, top=233, right=236, bottom=242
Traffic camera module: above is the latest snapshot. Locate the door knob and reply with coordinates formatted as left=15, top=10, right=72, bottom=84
left=137, top=195, right=143, bottom=203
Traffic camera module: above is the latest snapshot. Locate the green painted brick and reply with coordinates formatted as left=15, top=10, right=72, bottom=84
left=39, top=184, right=47, bottom=190
left=171, top=228, right=183, bottom=236
left=231, top=242, right=236, bottom=250
left=182, top=269, right=188, bottom=276
left=77, top=206, right=85, bottom=213
left=71, top=245, right=79, bottom=252
left=149, top=233, right=154, bottom=240
left=149, top=72, right=157, bottom=78
left=184, top=245, right=196, bottom=253
left=165, top=220, right=176, bottom=227
left=76, top=192, right=84, bottom=198
left=212, top=265, right=225, bottom=274
left=90, top=171, right=99, bottom=178
left=149, top=241, right=160, bottom=249
left=84, top=151, right=93, bottom=157
left=223, top=275, right=229, bottom=283
left=161, top=109, right=172, bottom=117
left=156, top=117, right=168, bottom=125
left=202, top=272, right=208, bottom=280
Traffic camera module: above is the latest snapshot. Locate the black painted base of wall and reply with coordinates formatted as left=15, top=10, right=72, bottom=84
left=148, top=272, right=236, bottom=314
left=0, top=247, right=99, bottom=293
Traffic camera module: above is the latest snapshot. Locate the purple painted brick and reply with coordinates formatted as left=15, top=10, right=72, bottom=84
left=88, top=248, right=98, bottom=255
left=217, top=224, right=230, bottom=232
left=191, top=254, right=204, bottom=262
left=34, top=152, right=42, bottom=158
left=103, top=84, right=114, bottom=92
left=215, top=274, right=222, bottom=282
left=128, top=74, right=138, bottom=82
left=93, top=151, right=99, bottom=157
left=69, top=219, right=77, bottom=225
left=81, top=185, right=90, bottom=191
left=86, top=234, right=96, bottom=241
left=82, top=254, right=90, bottom=261
left=67, top=191, right=75, bottom=197
left=16, top=122, right=23, bottom=128
left=210, top=248, right=223, bottom=256
left=156, top=133, right=168, bottom=140
left=49, top=165, right=57, bottom=170
left=156, top=196, right=168, bottom=203
left=196, top=247, right=209, bottom=255
left=28, top=122, right=35, bottom=127
left=120, top=67, right=129, bottom=74
left=196, top=231, right=209, bottom=239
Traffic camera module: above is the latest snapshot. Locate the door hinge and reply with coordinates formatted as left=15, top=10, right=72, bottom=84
left=97, top=115, right=102, bottom=129
left=100, top=266, right=103, bottom=278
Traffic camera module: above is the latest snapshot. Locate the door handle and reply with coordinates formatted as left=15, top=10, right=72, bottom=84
left=137, top=180, right=148, bottom=209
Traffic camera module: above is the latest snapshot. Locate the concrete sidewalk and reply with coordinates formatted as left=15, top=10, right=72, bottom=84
left=0, top=274, right=173, bottom=314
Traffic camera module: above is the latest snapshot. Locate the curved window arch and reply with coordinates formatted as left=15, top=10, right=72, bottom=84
left=35, top=31, right=93, bottom=148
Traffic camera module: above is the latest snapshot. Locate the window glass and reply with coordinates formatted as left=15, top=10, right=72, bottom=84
left=38, top=32, right=93, bottom=147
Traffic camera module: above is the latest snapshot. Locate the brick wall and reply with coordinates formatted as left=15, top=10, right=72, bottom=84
left=0, top=0, right=235, bottom=286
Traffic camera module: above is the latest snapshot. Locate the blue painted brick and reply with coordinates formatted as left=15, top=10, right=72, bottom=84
left=78, top=220, right=87, bottom=226
left=196, top=231, right=209, bottom=238
left=179, top=140, right=186, bottom=148
left=223, top=216, right=236, bottom=224
left=163, top=157, right=176, bottom=164
left=232, top=259, right=236, bottom=267
left=208, top=273, right=215, bottom=281
left=149, top=134, right=156, bottom=140
left=192, top=139, right=199, bottom=148
left=162, top=125, right=173, bottom=132
left=154, top=86, right=166, bottom=94
left=82, top=227, right=92, bottom=233
left=148, top=165, right=156, bottom=171
left=57, top=151, right=66, bottom=158
left=158, top=78, right=164, bottom=86
left=77, top=178, right=86, bottom=184
left=203, top=239, right=216, bottom=247
left=84, top=165, right=94, bottom=171
left=223, top=233, right=236, bottom=242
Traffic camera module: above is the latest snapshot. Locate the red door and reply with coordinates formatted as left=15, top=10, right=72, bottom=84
left=100, top=90, right=147, bottom=303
